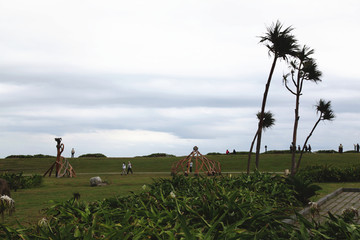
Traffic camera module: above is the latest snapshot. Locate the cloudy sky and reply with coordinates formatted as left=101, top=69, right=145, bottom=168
left=0, top=0, right=359, bottom=158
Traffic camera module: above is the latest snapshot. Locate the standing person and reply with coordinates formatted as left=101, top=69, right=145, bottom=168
left=127, top=161, right=133, bottom=174
left=189, top=161, right=193, bottom=173
left=71, top=148, right=75, bottom=158
left=357, top=143, right=359, bottom=153
left=121, top=162, right=127, bottom=175
left=339, top=144, right=343, bottom=153
left=308, top=144, right=312, bottom=152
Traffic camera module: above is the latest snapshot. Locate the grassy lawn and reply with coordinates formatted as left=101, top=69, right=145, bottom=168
left=3, top=174, right=171, bottom=226
left=1, top=152, right=360, bottom=226
left=313, top=182, right=360, bottom=201
left=1, top=152, right=360, bottom=174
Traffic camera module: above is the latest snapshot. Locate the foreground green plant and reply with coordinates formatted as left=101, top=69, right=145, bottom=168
left=0, top=173, right=358, bottom=239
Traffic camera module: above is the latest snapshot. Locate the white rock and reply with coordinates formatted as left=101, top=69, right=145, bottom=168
left=90, top=176, right=102, bottom=186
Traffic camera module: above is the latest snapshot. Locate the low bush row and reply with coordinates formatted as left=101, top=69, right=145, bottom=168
left=0, top=172, right=43, bottom=191
left=297, top=165, right=360, bottom=182
left=140, top=153, right=176, bottom=158
left=5, top=154, right=54, bottom=159
left=78, top=153, right=107, bottom=158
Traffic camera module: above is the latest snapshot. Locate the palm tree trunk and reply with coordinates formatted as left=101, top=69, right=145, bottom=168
left=255, top=55, right=278, bottom=169
left=296, top=116, right=321, bottom=172
left=247, top=130, right=258, bottom=174
left=291, top=88, right=301, bottom=175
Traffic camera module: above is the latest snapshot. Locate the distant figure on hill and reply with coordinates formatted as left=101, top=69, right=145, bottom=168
left=308, top=144, right=312, bottom=152
left=265, top=145, right=267, bottom=152
left=121, top=162, right=127, bottom=175
left=127, top=161, right=133, bottom=174
left=298, top=145, right=300, bottom=151
left=189, top=161, right=193, bottom=173
left=339, top=144, right=343, bottom=153
left=304, top=145, right=308, bottom=152
left=357, top=143, right=359, bottom=153
left=226, top=149, right=229, bottom=154
left=71, top=148, right=75, bottom=158
left=233, top=149, right=236, bottom=154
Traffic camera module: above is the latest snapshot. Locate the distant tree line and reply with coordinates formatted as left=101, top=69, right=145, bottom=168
left=5, top=154, right=55, bottom=159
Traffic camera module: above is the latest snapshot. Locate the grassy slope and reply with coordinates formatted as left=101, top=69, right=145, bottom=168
left=1, top=152, right=360, bottom=226
left=2, top=152, right=360, bottom=174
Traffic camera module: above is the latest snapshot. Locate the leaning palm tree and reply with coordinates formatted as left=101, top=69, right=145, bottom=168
left=254, top=21, right=299, bottom=169
left=296, top=99, right=335, bottom=172
left=247, top=111, right=275, bottom=174
left=283, top=45, right=322, bottom=175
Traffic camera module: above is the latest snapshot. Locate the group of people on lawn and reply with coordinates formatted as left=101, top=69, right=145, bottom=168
left=121, top=161, right=133, bottom=175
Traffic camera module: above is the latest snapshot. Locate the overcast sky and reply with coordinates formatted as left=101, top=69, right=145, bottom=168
left=0, top=0, right=359, bottom=158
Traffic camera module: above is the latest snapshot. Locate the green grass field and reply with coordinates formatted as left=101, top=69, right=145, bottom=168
left=1, top=152, right=360, bottom=226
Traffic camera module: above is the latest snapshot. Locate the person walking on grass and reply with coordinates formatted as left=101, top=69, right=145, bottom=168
left=127, top=161, right=133, bottom=174
left=121, top=162, right=127, bottom=175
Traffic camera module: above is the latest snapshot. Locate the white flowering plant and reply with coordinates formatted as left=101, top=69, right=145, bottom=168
left=0, top=195, right=15, bottom=218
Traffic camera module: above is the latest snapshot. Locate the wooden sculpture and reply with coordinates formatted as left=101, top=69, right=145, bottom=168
left=171, top=146, right=221, bottom=176
left=43, top=138, right=76, bottom=178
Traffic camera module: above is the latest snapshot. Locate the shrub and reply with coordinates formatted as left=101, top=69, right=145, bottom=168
left=285, top=174, right=322, bottom=204
left=142, top=153, right=176, bottom=157
left=5, top=154, right=54, bottom=159
left=0, top=173, right=43, bottom=191
left=78, top=153, right=107, bottom=158
left=264, top=150, right=292, bottom=154
left=297, top=165, right=360, bottom=182
left=315, top=150, right=337, bottom=153
left=206, top=152, right=223, bottom=155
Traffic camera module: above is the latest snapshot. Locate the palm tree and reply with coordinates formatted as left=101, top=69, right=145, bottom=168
left=283, top=45, right=322, bottom=175
left=296, top=99, right=335, bottom=171
left=254, top=21, right=299, bottom=169
left=247, top=111, right=275, bottom=174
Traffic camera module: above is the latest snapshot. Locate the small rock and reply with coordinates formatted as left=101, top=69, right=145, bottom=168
left=90, top=176, right=102, bottom=187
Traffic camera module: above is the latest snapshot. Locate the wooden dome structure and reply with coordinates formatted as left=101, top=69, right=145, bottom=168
left=171, top=146, right=221, bottom=176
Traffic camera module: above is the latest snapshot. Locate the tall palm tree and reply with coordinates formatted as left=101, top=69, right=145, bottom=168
left=255, top=21, right=299, bottom=169
left=283, top=45, right=322, bottom=175
left=296, top=99, right=335, bottom=171
left=247, top=111, right=275, bottom=174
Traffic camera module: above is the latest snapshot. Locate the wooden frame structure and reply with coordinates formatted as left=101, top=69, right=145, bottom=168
left=44, top=138, right=76, bottom=178
left=171, top=146, right=221, bottom=176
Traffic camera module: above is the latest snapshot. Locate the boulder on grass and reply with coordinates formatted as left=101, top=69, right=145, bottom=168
left=90, top=176, right=102, bottom=187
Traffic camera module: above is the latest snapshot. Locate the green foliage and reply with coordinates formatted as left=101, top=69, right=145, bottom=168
left=297, top=165, right=360, bottom=182
left=206, top=152, right=223, bottom=155
left=0, top=172, right=43, bottom=191
left=0, top=173, right=303, bottom=238
left=1, top=173, right=358, bottom=239
left=316, top=150, right=337, bottom=153
left=5, top=154, right=54, bottom=159
left=264, top=150, right=291, bottom=154
left=141, top=153, right=176, bottom=157
left=78, top=153, right=107, bottom=158
left=286, top=174, right=322, bottom=204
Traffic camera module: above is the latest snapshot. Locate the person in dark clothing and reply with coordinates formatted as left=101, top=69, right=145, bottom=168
left=127, top=161, right=133, bottom=174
